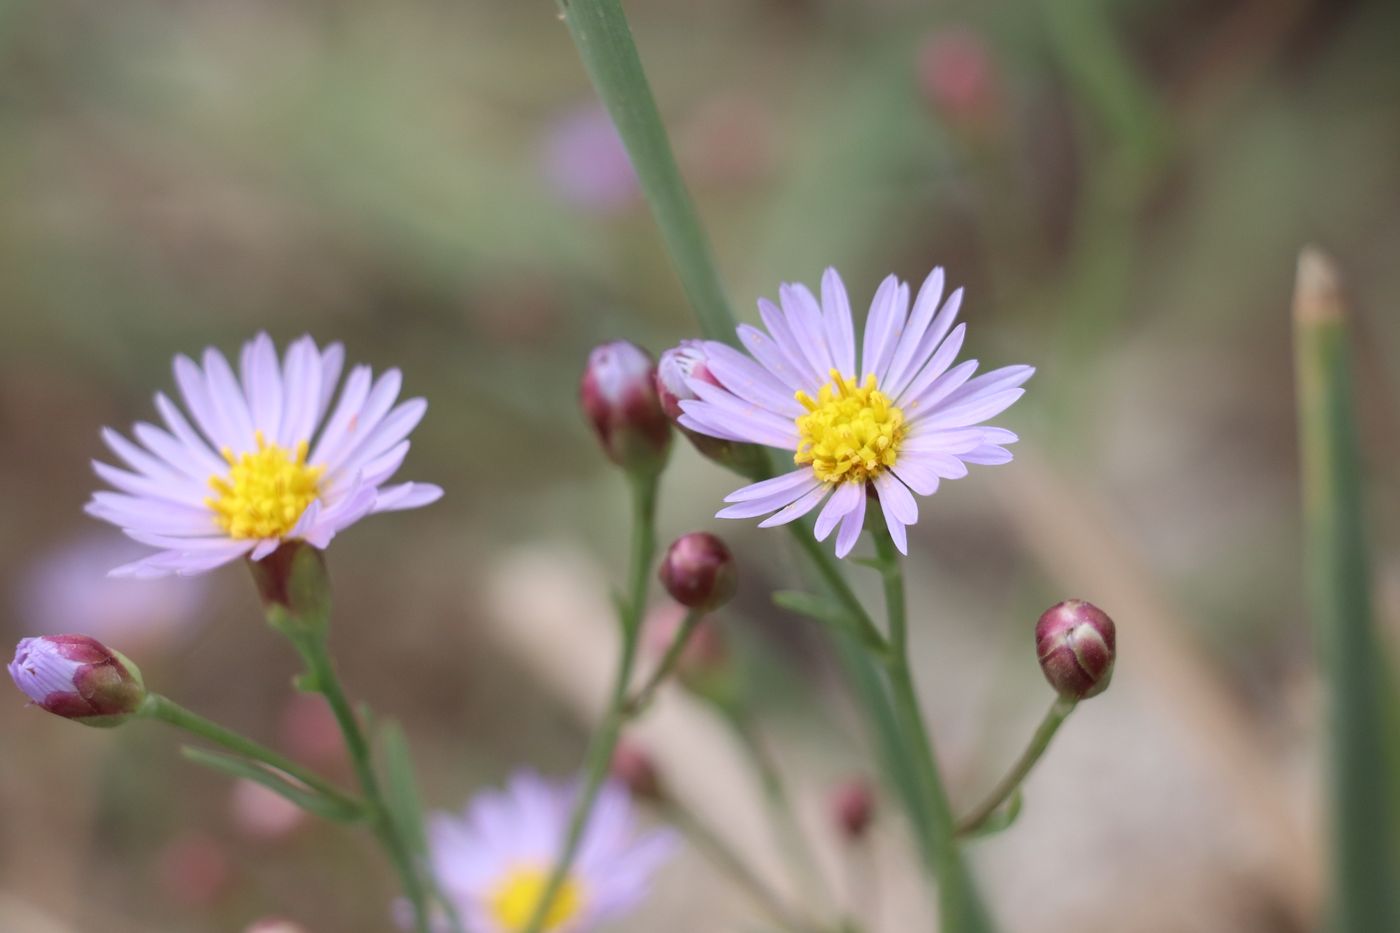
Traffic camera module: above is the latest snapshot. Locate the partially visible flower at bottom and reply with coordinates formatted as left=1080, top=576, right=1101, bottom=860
left=420, top=770, right=676, bottom=933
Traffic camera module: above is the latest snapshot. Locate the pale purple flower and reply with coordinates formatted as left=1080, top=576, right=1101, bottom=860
left=16, top=534, right=207, bottom=648
left=86, top=333, right=442, bottom=578
left=542, top=105, right=639, bottom=214
left=425, top=770, right=675, bottom=933
left=677, top=267, right=1031, bottom=557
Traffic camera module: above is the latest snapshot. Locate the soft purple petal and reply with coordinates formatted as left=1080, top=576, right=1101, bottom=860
left=882, top=267, right=944, bottom=395
left=241, top=332, right=284, bottom=440
left=756, top=483, right=831, bottom=527
left=722, top=468, right=814, bottom=503
left=821, top=267, right=856, bottom=377
left=814, top=482, right=862, bottom=541
left=834, top=490, right=867, bottom=558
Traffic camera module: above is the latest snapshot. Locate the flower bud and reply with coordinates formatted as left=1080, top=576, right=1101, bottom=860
left=580, top=340, right=672, bottom=475
left=917, top=28, right=1003, bottom=134
left=657, top=342, right=768, bottom=477
left=829, top=777, right=876, bottom=841
left=1035, top=600, right=1116, bottom=700
left=8, top=634, right=146, bottom=727
left=611, top=739, right=665, bottom=802
left=659, top=532, right=737, bottom=612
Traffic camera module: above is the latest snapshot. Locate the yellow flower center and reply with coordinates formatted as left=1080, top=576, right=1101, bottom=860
left=795, top=369, right=906, bottom=484
left=207, top=431, right=324, bottom=539
left=487, top=866, right=586, bottom=932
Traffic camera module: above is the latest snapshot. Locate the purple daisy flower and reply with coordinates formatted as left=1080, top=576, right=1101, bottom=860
left=676, top=267, right=1031, bottom=557
left=86, top=333, right=442, bottom=578
left=426, top=770, right=675, bottom=933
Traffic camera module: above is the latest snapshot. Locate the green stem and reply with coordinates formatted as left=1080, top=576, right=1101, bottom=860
left=872, top=528, right=993, bottom=932
left=523, top=473, right=660, bottom=933
left=955, top=697, right=1076, bottom=837
left=1293, top=247, right=1399, bottom=932
left=553, top=0, right=736, bottom=344
left=663, top=800, right=819, bottom=933
left=727, top=709, right=829, bottom=906
left=624, top=608, right=701, bottom=715
left=786, top=527, right=891, bottom=657
left=296, top=638, right=433, bottom=933
left=140, top=693, right=360, bottom=812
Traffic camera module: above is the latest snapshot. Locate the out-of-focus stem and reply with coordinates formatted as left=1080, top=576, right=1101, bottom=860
left=1293, top=246, right=1399, bottom=933
left=663, top=799, right=820, bottom=933
left=955, top=696, right=1076, bottom=837
left=552, top=0, right=737, bottom=345
left=523, top=472, right=659, bottom=933
left=624, top=608, right=701, bottom=715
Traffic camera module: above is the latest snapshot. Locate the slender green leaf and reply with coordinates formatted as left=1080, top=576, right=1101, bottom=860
left=379, top=720, right=428, bottom=857
left=1293, top=247, right=1399, bottom=932
left=180, top=747, right=365, bottom=823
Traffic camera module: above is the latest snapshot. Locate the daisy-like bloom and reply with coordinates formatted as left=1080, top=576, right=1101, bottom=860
left=86, top=333, right=442, bottom=578
left=426, top=770, right=675, bottom=933
left=676, top=267, right=1031, bottom=557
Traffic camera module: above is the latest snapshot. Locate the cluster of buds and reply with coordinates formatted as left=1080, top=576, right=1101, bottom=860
left=1035, top=600, right=1116, bottom=700
left=579, top=340, right=672, bottom=476
left=8, top=634, right=146, bottom=727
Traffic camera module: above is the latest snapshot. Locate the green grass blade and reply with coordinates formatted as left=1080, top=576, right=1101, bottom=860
left=554, top=0, right=738, bottom=344
left=1293, top=246, right=1399, bottom=932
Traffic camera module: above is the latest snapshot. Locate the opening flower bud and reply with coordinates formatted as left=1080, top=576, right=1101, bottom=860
left=611, top=739, right=665, bottom=802
left=1035, top=600, right=1116, bottom=700
left=829, top=777, right=876, bottom=841
left=657, top=341, right=768, bottom=477
left=8, top=634, right=147, bottom=727
left=580, top=340, right=672, bottom=475
left=658, top=532, right=737, bottom=612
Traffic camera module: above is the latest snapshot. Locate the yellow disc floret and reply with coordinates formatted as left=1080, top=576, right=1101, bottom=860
left=795, top=369, right=907, bottom=485
left=488, top=866, right=586, bottom=932
left=207, top=431, right=324, bottom=539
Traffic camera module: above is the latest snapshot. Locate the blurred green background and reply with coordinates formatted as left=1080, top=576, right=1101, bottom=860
left=3, top=0, right=1399, bottom=930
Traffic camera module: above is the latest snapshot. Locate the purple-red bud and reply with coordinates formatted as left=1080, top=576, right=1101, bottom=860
left=1035, top=600, right=1116, bottom=700
left=8, top=634, right=146, bottom=727
left=917, top=28, right=1003, bottom=133
left=830, top=777, right=876, bottom=840
left=659, top=532, right=737, bottom=612
left=611, top=739, right=665, bottom=802
left=580, top=340, right=672, bottom=475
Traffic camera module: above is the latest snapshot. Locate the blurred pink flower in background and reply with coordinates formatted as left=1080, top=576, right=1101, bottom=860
left=229, top=778, right=308, bottom=842
left=158, top=831, right=233, bottom=908
left=278, top=692, right=348, bottom=772
left=916, top=27, right=1004, bottom=132
left=14, top=534, right=208, bottom=652
left=244, top=920, right=310, bottom=933
left=541, top=104, right=640, bottom=214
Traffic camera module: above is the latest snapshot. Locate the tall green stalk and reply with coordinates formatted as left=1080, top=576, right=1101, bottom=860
left=552, top=0, right=737, bottom=344
left=1293, top=247, right=1398, bottom=933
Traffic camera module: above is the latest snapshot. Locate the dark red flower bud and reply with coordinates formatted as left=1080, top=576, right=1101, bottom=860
left=659, top=532, right=737, bottom=612
left=611, top=739, right=665, bottom=802
left=1035, top=600, right=1116, bottom=700
left=580, top=341, right=672, bottom=475
left=8, top=634, right=146, bottom=727
left=830, top=777, right=876, bottom=840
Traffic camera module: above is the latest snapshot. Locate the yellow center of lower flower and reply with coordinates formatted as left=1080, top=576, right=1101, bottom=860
left=207, top=431, right=324, bottom=539
left=487, top=867, right=585, bottom=932
left=794, top=369, right=906, bottom=484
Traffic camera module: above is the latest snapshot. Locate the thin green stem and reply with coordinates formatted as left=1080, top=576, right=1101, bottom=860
left=296, top=639, right=433, bottom=933
left=624, top=608, right=701, bottom=715
left=140, top=693, right=360, bottom=811
left=663, top=800, right=820, bottom=933
left=523, top=473, right=660, bottom=933
left=553, top=0, right=736, bottom=344
left=872, top=528, right=993, bottom=932
left=955, top=697, right=1076, bottom=837
left=727, top=709, right=829, bottom=907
